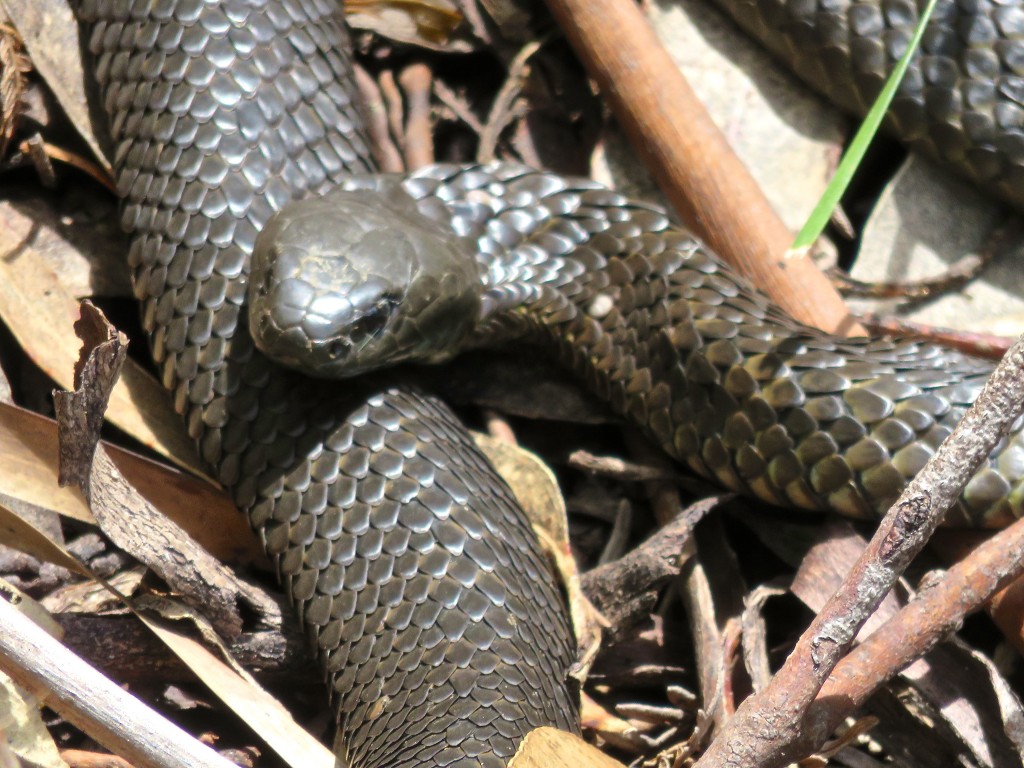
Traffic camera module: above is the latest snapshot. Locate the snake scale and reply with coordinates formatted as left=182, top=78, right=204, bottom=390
left=75, top=0, right=1024, bottom=766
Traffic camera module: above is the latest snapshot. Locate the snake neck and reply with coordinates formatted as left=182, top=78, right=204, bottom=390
left=377, top=163, right=1022, bottom=528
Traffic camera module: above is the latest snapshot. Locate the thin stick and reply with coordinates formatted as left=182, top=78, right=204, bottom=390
left=787, top=512, right=1024, bottom=757
left=541, top=0, right=861, bottom=335
left=398, top=62, right=434, bottom=169
left=694, top=333, right=1024, bottom=767
left=0, top=594, right=237, bottom=768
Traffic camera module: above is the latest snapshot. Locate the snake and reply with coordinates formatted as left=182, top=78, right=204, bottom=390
left=74, top=0, right=1024, bottom=766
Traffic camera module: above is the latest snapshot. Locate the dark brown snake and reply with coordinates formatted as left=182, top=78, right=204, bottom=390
left=77, top=0, right=1024, bottom=766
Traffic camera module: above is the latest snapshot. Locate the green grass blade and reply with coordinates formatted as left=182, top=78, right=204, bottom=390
left=790, top=0, right=939, bottom=252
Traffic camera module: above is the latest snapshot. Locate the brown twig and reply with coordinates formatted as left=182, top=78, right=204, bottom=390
left=623, top=432, right=731, bottom=738
left=433, top=79, right=484, bottom=134
left=787, top=513, right=1024, bottom=757
left=568, top=449, right=678, bottom=483
left=832, top=255, right=987, bottom=301
left=478, top=39, right=542, bottom=163
left=0, top=594, right=237, bottom=768
left=694, top=332, right=1024, bottom=767
left=352, top=64, right=403, bottom=173
left=378, top=69, right=406, bottom=158
left=857, top=314, right=1012, bottom=360
left=541, top=0, right=861, bottom=335
left=13, top=137, right=116, bottom=192
left=398, top=62, right=434, bottom=169
left=832, top=216, right=1019, bottom=302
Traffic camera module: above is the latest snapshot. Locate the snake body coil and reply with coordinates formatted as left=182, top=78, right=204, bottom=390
left=79, top=0, right=1024, bottom=766
left=712, top=0, right=1024, bottom=210
left=80, top=2, right=577, bottom=766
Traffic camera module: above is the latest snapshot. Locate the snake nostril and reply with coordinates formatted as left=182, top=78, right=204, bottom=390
left=259, top=269, right=274, bottom=297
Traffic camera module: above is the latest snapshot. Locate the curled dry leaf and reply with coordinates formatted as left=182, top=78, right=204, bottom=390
left=44, top=305, right=324, bottom=764
left=53, top=302, right=273, bottom=638
left=346, top=0, right=470, bottom=51
left=0, top=196, right=203, bottom=475
left=53, top=301, right=126, bottom=498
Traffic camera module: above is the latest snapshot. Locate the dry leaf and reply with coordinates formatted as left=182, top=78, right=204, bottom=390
left=0, top=197, right=203, bottom=475
left=346, top=0, right=469, bottom=51
left=0, top=17, right=30, bottom=158
left=509, top=726, right=626, bottom=767
left=0, top=500, right=89, bottom=578
left=474, top=432, right=606, bottom=675
left=0, top=402, right=260, bottom=564
left=141, top=614, right=334, bottom=768
left=0, top=0, right=111, bottom=173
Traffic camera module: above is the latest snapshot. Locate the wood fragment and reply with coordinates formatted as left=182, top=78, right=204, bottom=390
left=509, top=726, right=626, bottom=767
left=398, top=62, right=434, bottom=168
left=55, top=613, right=314, bottom=685
left=0, top=594, right=237, bottom=768
left=581, top=499, right=717, bottom=641
left=695, top=332, right=1024, bottom=767
left=541, top=0, right=861, bottom=335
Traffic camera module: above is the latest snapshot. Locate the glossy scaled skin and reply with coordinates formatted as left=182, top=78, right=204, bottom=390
left=79, top=1, right=577, bottom=767
left=77, top=0, right=1024, bottom=765
left=264, top=165, right=1024, bottom=526
left=712, top=0, right=1024, bottom=211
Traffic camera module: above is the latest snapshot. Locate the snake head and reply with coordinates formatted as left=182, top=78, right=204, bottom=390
left=249, top=183, right=482, bottom=378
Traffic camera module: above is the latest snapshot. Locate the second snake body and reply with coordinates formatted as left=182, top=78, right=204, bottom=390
left=78, top=0, right=1024, bottom=766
